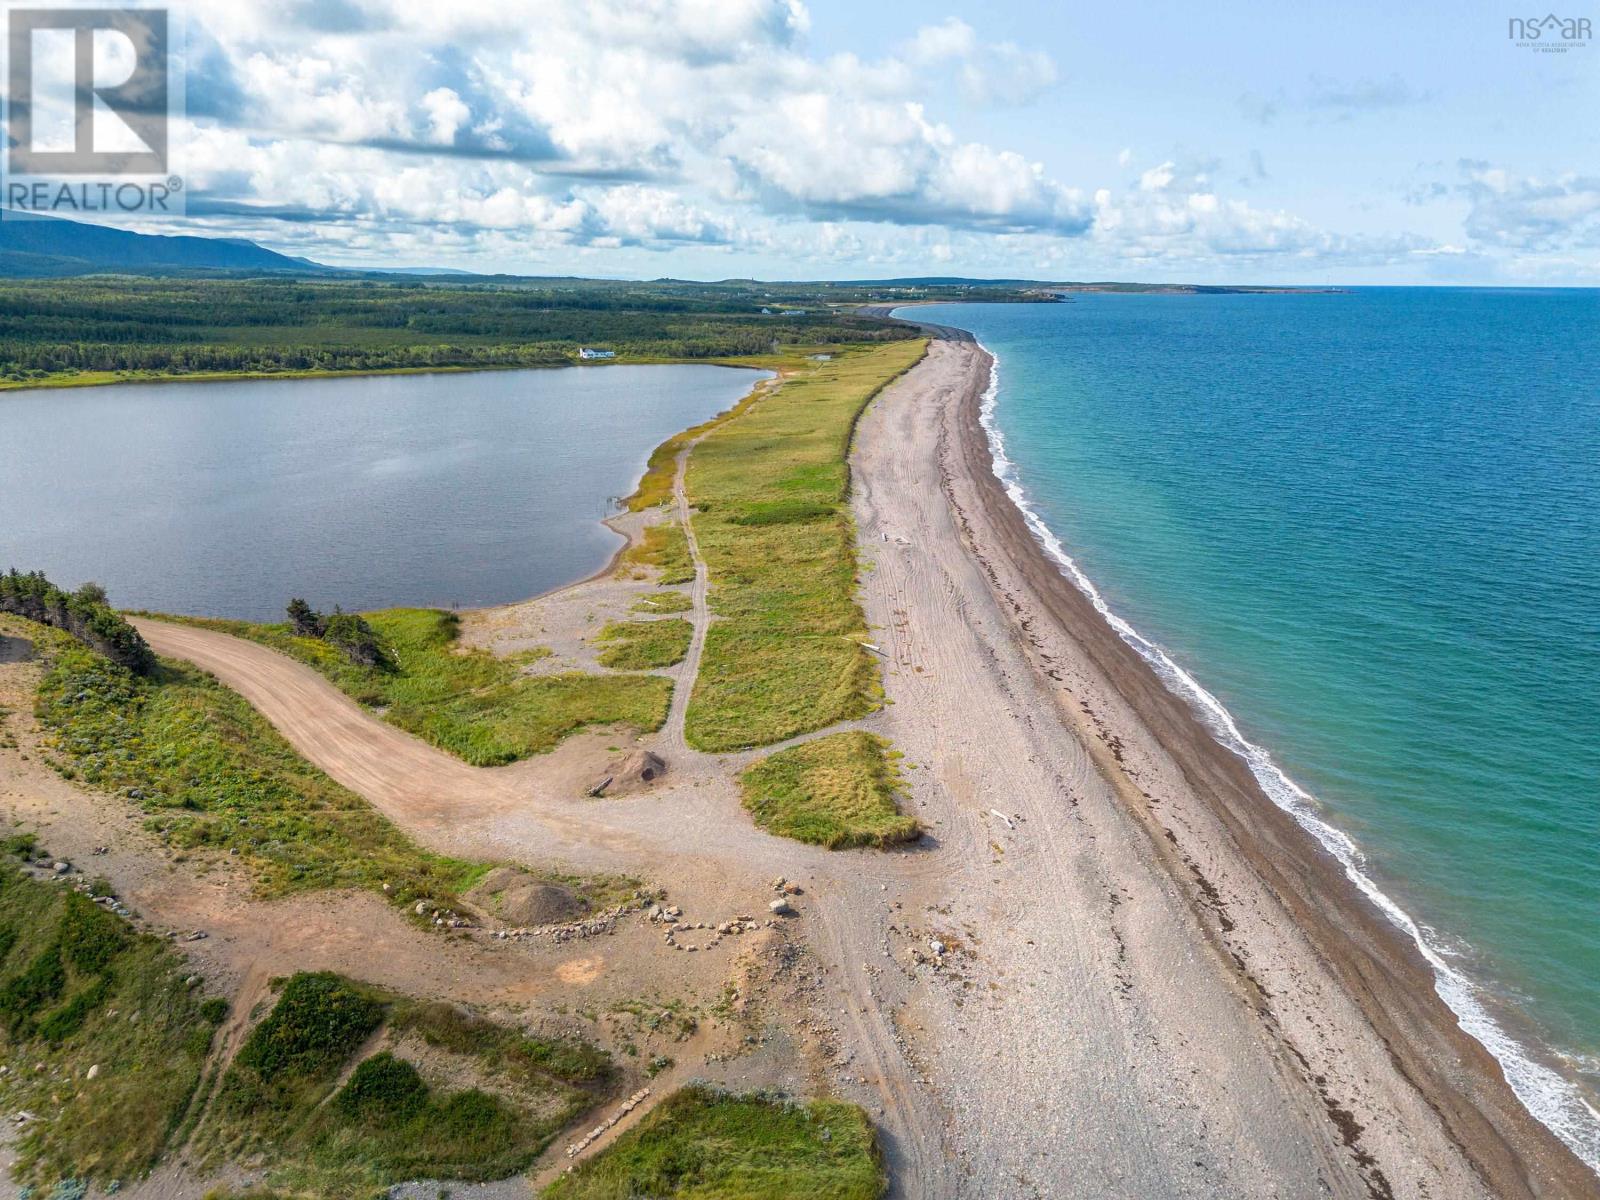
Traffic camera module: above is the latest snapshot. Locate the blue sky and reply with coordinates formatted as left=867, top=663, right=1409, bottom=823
left=151, top=0, right=1600, bottom=282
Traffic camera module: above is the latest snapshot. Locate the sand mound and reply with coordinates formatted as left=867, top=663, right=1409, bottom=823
left=463, top=867, right=586, bottom=927
left=588, top=749, right=667, bottom=797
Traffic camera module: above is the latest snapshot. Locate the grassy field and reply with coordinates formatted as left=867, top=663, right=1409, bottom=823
left=740, top=732, right=919, bottom=849
left=27, top=626, right=485, bottom=904
left=0, top=849, right=223, bottom=1192
left=160, top=607, right=671, bottom=766
left=682, top=340, right=926, bottom=751
left=543, top=1085, right=886, bottom=1200
left=595, top=619, right=693, bottom=670
left=618, top=521, right=695, bottom=585
left=632, top=590, right=692, bottom=614
left=197, top=971, right=611, bottom=1198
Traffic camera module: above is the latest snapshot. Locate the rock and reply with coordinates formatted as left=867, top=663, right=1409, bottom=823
left=590, top=749, right=667, bottom=797
left=783, top=883, right=803, bottom=895
left=414, top=900, right=431, bottom=916
left=769, top=899, right=795, bottom=917
left=928, top=939, right=946, bottom=956
left=85, top=1064, right=99, bottom=1080
left=52, top=861, right=70, bottom=874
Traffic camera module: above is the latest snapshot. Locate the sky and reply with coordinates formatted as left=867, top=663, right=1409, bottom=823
left=85, top=0, right=1600, bottom=281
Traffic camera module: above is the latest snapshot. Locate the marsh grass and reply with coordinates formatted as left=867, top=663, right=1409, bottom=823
left=159, top=608, right=671, bottom=766
left=0, top=858, right=221, bottom=1190
left=542, top=1085, right=886, bottom=1200
left=594, top=619, right=692, bottom=670
left=682, top=341, right=927, bottom=751
left=29, top=628, right=484, bottom=903
left=740, top=732, right=919, bottom=849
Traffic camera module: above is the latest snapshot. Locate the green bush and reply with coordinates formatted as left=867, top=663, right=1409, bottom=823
left=235, top=972, right=385, bottom=1084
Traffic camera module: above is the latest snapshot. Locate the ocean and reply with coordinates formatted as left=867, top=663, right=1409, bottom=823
left=910, top=291, right=1600, bottom=1167
left=0, top=363, right=766, bottom=620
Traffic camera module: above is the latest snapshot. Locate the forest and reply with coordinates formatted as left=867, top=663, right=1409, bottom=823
left=0, top=275, right=1021, bottom=384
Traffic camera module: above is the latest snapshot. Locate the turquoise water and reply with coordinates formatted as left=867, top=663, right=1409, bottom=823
left=911, top=293, right=1600, bottom=1166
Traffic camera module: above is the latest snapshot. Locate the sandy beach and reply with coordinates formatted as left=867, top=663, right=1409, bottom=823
left=6, top=334, right=1593, bottom=1199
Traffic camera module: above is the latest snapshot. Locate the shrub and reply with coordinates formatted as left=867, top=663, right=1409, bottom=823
left=0, top=569, right=152, bottom=672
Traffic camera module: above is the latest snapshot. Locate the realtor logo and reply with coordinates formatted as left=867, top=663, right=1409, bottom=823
left=1507, top=13, right=1592, bottom=51
left=2, top=5, right=184, bottom=217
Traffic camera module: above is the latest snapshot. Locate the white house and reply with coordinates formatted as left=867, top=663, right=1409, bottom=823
left=578, top=347, right=616, bottom=360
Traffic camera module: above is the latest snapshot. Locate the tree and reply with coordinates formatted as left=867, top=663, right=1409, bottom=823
left=286, top=597, right=323, bottom=638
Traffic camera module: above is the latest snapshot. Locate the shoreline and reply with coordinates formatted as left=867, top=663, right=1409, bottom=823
left=0, top=355, right=771, bottom=398
left=968, top=335, right=1600, bottom=1170
left=921, top=324, right=1597, bottom=1190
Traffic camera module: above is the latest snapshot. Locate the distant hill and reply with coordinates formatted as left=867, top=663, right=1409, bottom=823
left=0, top=214, right=325, bottom=277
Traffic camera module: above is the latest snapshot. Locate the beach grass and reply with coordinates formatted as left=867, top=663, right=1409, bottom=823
left=199, top=971, right=610, bottom=1196
left=595, top=619, right=693, bottom=670
left=740, top=731, right=919, bottom=849
left=619, top=521, right=696, bottom=585
left=682, top=340, right=926, bottom=751
left=631, top=590, right=693, bottom=614
left=541, top=1085, right=886, bottom=1200
left=0, top=851, right=222, bottom=1192
left=26, top=625, right=487, bottom=903
left=154, top=608, right=672, bottom=767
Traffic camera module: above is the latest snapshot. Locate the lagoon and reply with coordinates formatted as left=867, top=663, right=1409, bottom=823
left=0, top=364, right=765, bottom=620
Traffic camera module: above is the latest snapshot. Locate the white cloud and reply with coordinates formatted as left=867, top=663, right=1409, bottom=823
left=1457, top=162, right=1600, bottom=249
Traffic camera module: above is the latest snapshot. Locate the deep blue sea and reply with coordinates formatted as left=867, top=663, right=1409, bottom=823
left=911, top=292, right=1599, bottom=1167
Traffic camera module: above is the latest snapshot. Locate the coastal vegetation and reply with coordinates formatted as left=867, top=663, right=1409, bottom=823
left=198, top=971, right=611, bottom=1197
left=632, top=590, right=693, bottom=614
left=740, top=732, right=919, bottom=849
left=162, top=607, right=672, bottom=766
left=0, top=848, right=223, bottom=1192
left=0, top=276, right=927, bottom=388
left=683, top=340, right=926, bottom=750
left=286, top=598, right=386, bottom=666
left=619, top=521, right=695, bottom=584
left=26, top=623, right=484, bottom=903
left=193, top=972, right=604, bottom=1196
left=594, top=619, right=693, bottom=670
left=542, top=1085, right=886, bottom=1200
left=0, top=570, right=152, bottom=672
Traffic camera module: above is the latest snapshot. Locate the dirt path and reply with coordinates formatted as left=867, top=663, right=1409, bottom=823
left=660, top=435, right=711, bottom=756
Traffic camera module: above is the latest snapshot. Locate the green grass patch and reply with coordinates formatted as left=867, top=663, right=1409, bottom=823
left=595, top=619, right=692, bottom=670
left=631, top=590, right=692, bottom=614
left=740, top=732, right=919, bottom=849
left=620, top=521, right=695, bottom=585
left=157, top=607, right=671, bottom=767
left=0, top=858, right=220, bottom=1191
left=683, top=341, right=926, bottom=751
left=26, top=624, right=485, bottom=903
left=543, top=1085, right=886, bottom=1200
left=202, top=973, right=611, bottom=1197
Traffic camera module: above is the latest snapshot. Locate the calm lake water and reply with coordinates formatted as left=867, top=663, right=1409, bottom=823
left=910, top=292, right=1600, bottom=1167
left=1, top=364, right=766, bottom=619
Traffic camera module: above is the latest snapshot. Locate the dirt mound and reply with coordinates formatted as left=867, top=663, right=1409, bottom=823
left=463, top=867, right=586, bottom=927
left=588, top=749, right=667, bottom=797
